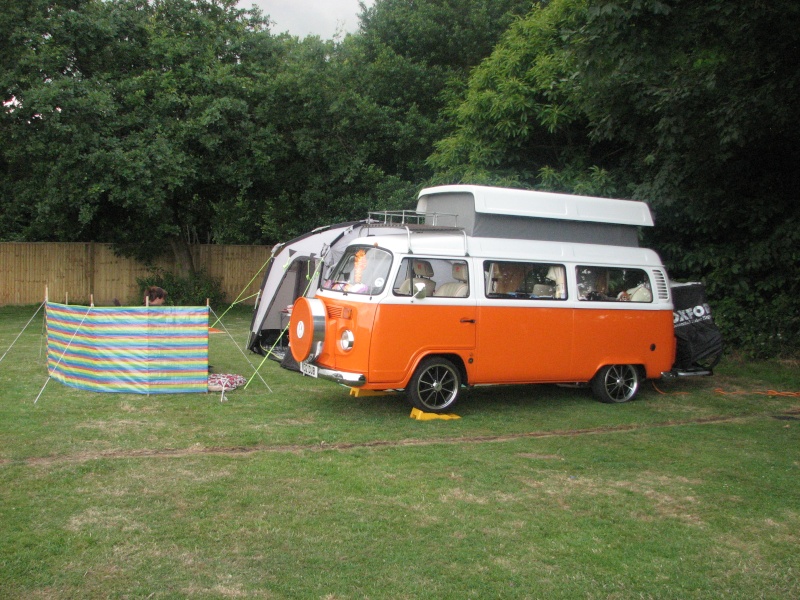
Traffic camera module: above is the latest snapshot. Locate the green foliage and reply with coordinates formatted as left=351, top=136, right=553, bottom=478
left=1, top=0, right=282, bottom=262
left=4, top=0, right=798, bottom=357
left=429, top=0, right=593, bottom=186
left=136, top=268, right=225, bottom=307
left=429, top=0, right=800, bottom=357
left=342, top=0, right=535, bottom=190
left=0, top=0, right=531, bottom=251
left=574, top=0, right=800, bottom=358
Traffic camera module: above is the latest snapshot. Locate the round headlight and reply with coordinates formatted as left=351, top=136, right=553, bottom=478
left=339, top=329, right=355, bottom=351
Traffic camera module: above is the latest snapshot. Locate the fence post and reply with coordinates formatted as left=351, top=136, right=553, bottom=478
left=86, top=242, right=95, bottom=301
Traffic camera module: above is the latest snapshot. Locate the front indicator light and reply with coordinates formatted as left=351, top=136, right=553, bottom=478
left=340, top=329, right=355, bottom=352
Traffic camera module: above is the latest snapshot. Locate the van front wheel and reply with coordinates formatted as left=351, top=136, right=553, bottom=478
left=407, top=357, right=461, bottom=413
left=591, top=364, right=641, bottom=403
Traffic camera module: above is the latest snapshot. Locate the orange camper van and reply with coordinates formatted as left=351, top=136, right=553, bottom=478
left=285, top=185, right=677, bottom=413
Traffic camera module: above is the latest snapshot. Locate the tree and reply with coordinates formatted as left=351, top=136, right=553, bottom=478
left=428, top=0, right=600, bottom=189
left=249, top=0, right=539, bottom=240
left=1, top=0, right=283, bottom=273
left=568, top=1, right=800, bottom=355
left=1, top=0, right=535, bottom=253
left=250, top=34, right=413, bottom=241
left=349, top=0, right=534, bottom=185
left=429, top=0, right=800, bottom=356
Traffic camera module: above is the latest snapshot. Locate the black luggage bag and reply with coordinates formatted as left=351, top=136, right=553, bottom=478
left=671, top=282, right=724, bottom=372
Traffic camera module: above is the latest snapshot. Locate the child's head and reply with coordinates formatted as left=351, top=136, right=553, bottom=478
left=145, top=286, right=167, bottom=306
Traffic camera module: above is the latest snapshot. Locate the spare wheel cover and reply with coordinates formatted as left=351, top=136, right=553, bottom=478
left=289, top=298, right=326, bottom=362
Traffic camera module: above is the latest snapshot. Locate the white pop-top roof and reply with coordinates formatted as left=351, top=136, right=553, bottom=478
left=416, top=185, right=654, bottom=227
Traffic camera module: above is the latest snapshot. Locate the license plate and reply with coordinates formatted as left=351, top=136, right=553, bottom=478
left=300, top=361, right=318, bottom=378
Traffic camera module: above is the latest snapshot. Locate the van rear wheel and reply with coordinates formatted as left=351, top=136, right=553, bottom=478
left=407, top=357, right=461, bottom=413
left=591, top=364, right=641, bottom=403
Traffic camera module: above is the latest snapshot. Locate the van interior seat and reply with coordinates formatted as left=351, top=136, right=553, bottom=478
left=397, top=260, right=436, bottom=295
left=434, top=263, right=469, bottom=297
left=628, top=285, right=653, bottom=302
left=493, top=263, right=525, bottom=294
left=532, top=284, right=556, bottom=297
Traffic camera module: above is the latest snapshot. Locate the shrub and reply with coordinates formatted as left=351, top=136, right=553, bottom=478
left=136, top=269, right=226, bottom=307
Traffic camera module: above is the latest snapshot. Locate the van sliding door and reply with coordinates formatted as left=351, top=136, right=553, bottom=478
left=475, top=261, right=573, bottom=383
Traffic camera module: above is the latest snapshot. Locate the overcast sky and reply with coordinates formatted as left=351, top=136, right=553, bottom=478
left=238, top=1, right=374, bottom=39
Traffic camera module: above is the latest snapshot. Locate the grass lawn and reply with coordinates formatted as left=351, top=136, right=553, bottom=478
left=1, top=304, right=798, bottom=599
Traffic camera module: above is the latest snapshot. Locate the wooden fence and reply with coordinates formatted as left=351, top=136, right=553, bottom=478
left=0, top=242, right=273, bottom=306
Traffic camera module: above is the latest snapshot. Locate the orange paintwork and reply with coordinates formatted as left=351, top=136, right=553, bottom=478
left=367, top=303, right=476, bottom=385
left=474, top=306, right=675, bottom=383
left=314, top=298, right=378, bottom=376
left=571, top=308, right=675, bottom=379
left=474, top=306, right=574, bottom=383
left=310, top=297, right=675, bottom=389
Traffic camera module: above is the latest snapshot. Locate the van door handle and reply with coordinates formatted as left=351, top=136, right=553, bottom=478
left=460, top=318, right=476, bottom=323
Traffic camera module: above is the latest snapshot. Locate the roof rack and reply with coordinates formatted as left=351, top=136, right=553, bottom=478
left=365, top=211, right=468, bottom=256
left=367, top=210, right=460, bottom=228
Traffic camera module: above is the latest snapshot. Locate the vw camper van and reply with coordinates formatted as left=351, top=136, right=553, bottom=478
left=284, top=185, right=677, bottom=412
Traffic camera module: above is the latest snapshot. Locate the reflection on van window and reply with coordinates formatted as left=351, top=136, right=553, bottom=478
left=322, top=246, right=393, bottom=295
left=577, top=266, right=652, bottom=302
left=392, top=258, right=470, bottom=297
left=484, top=262, right=567, bottom=300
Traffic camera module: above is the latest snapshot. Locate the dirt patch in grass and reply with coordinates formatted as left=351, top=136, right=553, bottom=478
left=76, top=419, right=162, bottom=433
left=517, top=453, right=563, bottom=460
left=610, top=474, right=705, bottom=526
left=7, top=414, right=751, bottom=467
left=67, top=506, right=150, bottom=534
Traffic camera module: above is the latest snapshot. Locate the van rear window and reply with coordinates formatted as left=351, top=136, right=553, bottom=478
left=484, top=262, right=567, bottom=300
left=577, top=266, right=653, bottom=302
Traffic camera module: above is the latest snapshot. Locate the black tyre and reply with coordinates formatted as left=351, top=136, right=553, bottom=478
left=407, top=357, right=461, bottom=413
left=591, top=364, right=641, bottom=403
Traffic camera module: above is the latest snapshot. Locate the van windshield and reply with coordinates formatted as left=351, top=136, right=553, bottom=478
left=322, top=246, right=393, bottom=295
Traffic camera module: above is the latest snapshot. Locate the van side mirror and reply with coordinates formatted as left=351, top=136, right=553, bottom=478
left=413, top=282, right=428, bottom=299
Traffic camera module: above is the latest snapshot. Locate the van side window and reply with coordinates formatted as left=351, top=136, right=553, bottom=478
left=577, top=266, right=653, bottom=302
left=484, top=262, right=567, bottom=300
left=392, top=256, right=469, bottom=298
left=393, top=258, right=470, bottom=297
